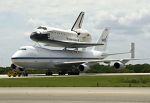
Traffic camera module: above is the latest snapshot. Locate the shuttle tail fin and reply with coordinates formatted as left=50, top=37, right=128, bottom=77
left=94, top=28, right=110, bottom=51
left=71, top=12, right=84, bottom=31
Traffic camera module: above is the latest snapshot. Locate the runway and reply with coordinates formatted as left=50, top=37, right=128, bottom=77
left=0, top=87, right=150, bottom=103
left=1, top=73, right=150, bottom=78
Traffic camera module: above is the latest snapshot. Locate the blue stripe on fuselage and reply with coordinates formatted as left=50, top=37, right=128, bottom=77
left=11, top=57, right=102, bottom=59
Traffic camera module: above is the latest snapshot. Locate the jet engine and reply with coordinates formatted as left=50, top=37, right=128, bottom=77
left=113, top=62, right=126, bottom=69
left=78, top=64, right=90, bottom=71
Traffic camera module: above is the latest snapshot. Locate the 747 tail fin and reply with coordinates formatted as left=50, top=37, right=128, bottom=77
left=94, top=28, right=110, bottom=51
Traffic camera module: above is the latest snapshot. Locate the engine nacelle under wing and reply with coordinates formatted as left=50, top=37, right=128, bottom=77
left=113, top=62, right=126, bottom=69
left=78, top=63, right=90, bottom=72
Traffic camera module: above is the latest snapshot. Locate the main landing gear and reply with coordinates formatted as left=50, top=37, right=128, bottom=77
left=68, top=69, right=80, bottom=75
left=45, top=70, right=53, bottom=76
left=58, top=71, right=66, bottom=75
left=59, top=69, right=80, bottom=75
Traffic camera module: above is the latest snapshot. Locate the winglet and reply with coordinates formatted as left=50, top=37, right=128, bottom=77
left=71, top=12, right=85, bottom=31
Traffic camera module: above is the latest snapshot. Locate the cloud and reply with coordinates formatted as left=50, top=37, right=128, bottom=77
left=27, top=18, right=48, bottom=27
left=24, top=32, right=31, bottom=37
left=88, top=7, right=150, bottom=38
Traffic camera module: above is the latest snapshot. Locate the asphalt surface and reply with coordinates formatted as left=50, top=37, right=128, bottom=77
left=0, top=87, right=150, bottom=103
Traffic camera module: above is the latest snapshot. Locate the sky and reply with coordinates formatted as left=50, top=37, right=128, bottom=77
left=0, top=0, right=150, bottom=66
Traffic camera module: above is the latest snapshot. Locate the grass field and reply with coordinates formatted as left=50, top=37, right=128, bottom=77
left=0, top=75, right=150, bottom=87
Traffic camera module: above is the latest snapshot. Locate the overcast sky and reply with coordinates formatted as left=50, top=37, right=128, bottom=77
left=0, top=0, right=150, bottom=66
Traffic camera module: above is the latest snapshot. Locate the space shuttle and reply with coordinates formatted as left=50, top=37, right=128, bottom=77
left=30, top=12, right=104, bottom=48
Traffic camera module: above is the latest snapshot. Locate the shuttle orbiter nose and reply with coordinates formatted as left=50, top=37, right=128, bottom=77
left=30, top=32, right=48, bottom=42
left=30, top=32, right=39, bottom=42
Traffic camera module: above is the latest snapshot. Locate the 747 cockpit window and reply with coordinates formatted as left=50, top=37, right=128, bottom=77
left=37, top=26, right=47, bottom=30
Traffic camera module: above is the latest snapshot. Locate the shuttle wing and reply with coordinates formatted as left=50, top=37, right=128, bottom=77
left=45, top=40, right=104, bottom=48
left=62, top=41, right=104, bottom=48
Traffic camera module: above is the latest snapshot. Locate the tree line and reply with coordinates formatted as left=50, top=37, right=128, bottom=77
left=0, top=64, right=150, bottom=74
left=86, top=64, right=150, bottom=73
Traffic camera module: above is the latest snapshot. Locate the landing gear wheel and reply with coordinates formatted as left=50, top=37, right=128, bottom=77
left=18, top=73, right=21, bottom=77
left=22, top=72, right=28, bottom=77
left=58, top=71, right=66, bottom=75
left=68, top=69, right=80, bottom=75
left=75, top=71, right=80, bottom=75
left=46, top=71, right=53, bottom=76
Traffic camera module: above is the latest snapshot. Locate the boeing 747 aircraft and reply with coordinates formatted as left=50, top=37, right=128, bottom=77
left=10, top=28, right=136, bottom=77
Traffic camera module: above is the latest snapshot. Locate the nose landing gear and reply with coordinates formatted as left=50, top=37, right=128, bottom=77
left=46, top=70, right=53, bottom=76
